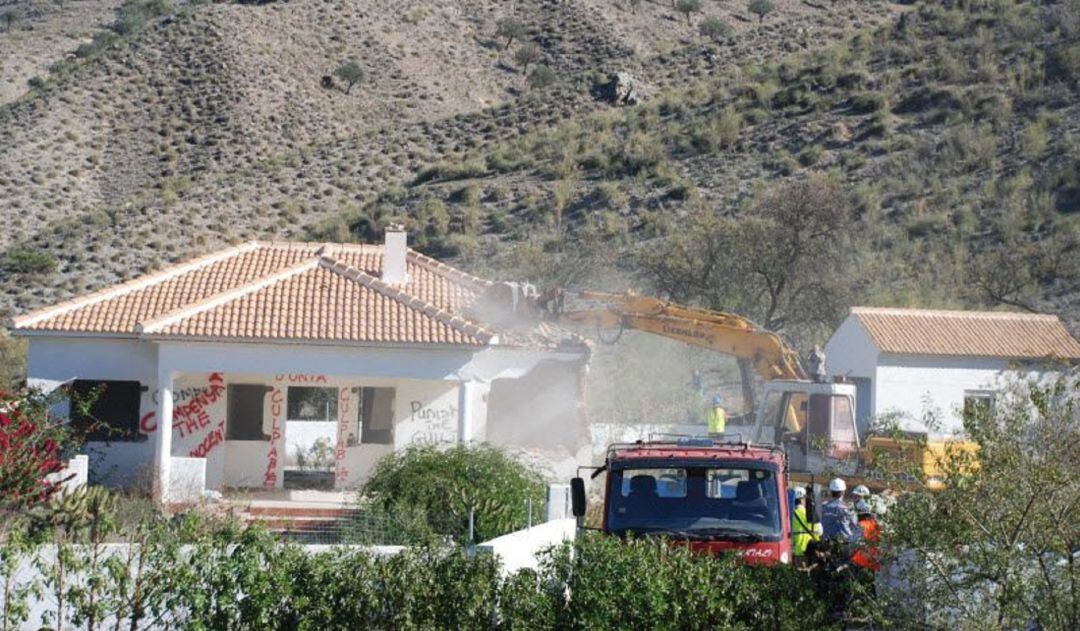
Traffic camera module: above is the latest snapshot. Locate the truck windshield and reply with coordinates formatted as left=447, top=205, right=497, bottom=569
left=607, top=466, right=782, bottom=540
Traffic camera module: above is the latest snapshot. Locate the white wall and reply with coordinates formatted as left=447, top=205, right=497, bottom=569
left=824, top=315, right=880, bottom=382
left=26, top=337, right=159, bottom=487
left=874, top=355, right=1014, bottom=436
left=26, top=336, right=591, bottom=493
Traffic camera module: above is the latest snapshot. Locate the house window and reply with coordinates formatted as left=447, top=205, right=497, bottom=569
left=287, top=387, right=338, bottom=421
left=227, top=384, right=268, bottom=440
left=70, top=380, right=144, bottom=442
left=359, top=387, right=395, bottom=445
left=963, top=390, right=995, bottom=419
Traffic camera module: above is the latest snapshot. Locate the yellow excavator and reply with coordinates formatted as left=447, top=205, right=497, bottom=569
left=532, top=288, right=968, bottom=492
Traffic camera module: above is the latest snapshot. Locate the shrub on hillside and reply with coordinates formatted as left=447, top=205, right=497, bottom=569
left=359, top=444, right=546, bottom=542
left=4, top=248, right=57, bottom=275
left=699, top=16, right=733, bottom=43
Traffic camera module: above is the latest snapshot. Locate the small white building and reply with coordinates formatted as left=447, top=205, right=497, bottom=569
left=9, top=230, right=590, bottom=503
left=824, top=307, right=1080, bottom=438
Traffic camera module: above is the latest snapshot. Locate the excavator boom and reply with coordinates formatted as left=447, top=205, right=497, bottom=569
left=536, top=289, right=806, bottom=381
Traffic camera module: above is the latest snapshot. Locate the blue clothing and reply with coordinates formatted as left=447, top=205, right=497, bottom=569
left=821, top=498, right=862, bottom=543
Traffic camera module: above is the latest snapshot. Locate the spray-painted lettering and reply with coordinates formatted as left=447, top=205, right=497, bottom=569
left=334, top=387, right=351, bottom=485
left=274, top=374, right=328, bottom=383
left=264, top=385, right=285, bottom=488
left=189, top=421, right=226, bottom=458
left=409, top=400, right=457, bottom=444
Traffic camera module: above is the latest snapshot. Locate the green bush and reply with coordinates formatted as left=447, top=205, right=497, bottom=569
left=360, top=444, right=546, bottom=542
left=4, top=248, right=58, bottom=275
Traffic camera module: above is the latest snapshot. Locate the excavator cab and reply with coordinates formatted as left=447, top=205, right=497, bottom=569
left=752, top=380, right=860, bottom=476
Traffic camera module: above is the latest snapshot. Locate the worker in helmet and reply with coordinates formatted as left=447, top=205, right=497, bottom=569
left=851, top=500, right=882, bottom=573
left=706, top=394, right=727, bottom=435
left=851, top=484, right=870, bottom=501
left=791, top=487, right=817, bottom=559
left=821, top=478, right=862, bottom=544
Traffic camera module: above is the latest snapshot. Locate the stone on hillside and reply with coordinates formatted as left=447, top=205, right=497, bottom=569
left=602, top=71, right=648, bottom=106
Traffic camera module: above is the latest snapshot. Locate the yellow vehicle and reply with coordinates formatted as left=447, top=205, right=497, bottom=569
left=533, top=288, right=966, bottom=492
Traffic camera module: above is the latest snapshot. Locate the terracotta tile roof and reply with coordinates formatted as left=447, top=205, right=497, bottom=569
left=8, top=242, right=560, bottom=347
left=850, top=307, right=1080, bottom=359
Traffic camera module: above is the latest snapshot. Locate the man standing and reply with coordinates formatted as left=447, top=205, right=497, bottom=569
left=706, top=394, right=726, bottom=435
left=821, top=478, right=862, bottom=544
left=791, top=486, right=816, bottom=558
left=851, top=500, right=882, bottom=572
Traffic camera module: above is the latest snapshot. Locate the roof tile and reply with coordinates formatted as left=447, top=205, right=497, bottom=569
left=851, top=307, right=1080, bottom=359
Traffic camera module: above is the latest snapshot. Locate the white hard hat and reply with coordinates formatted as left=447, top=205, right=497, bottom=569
left=793, top=487, right=806, bottom=499
left=852, top=484, right=870, bottom=498
left=828, top=478, right=846, bottom=493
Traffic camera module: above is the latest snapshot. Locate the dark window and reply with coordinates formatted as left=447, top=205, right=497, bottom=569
left=963, top=391, right=995, bottom=419
left=287, top=387, right=338, bottom=421
left=227, top=384, right=267, bottom=440
left=71, top=380, right=143, bottom=442
left=359, top=387, right=395, bottom=445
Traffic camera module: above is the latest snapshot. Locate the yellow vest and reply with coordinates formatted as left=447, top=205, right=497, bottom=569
left=792, top=505, right=813, bottom=556
left=707, top=407, right=726, bottom=433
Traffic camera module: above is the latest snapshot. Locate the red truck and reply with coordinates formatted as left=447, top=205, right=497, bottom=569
left=570, top=438, right=794, bottom=566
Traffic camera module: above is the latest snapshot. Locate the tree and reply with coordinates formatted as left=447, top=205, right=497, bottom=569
left=334, top=59, right=365, bottom=95
left=881, top=371, right=1080, bottom=629
left=528, top=64, right=556, bottom=90
left=699, top=16, right=733, bottom=42
left=514, top=43, right=541, bottom=75
left=495, top=16, right=525, bottom=50
left=675, top=0, right=702, bottom=26
left=748, top=0, right=775, bottom=24
left=2, top=9, right=22, bottom=32
left=643, top=176, right=854, bottom=337
left=640, top=177, right=857, bottom=408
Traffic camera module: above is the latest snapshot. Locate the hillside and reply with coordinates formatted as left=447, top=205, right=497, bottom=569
left=0, top=0, right=900, bottom=316
left=311, top=0, right=1080, bottom=340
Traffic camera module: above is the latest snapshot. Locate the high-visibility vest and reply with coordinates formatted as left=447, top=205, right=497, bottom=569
left=851, top=517, right=882, bottom=571
left=707, top=407, right=726, bottom=433
left=792, top=505, right=813, bottom=556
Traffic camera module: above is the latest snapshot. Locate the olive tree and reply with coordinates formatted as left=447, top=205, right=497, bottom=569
left=699, top=16, right=733, bottom=42
left=639, top=176, right=857, bottom=409
left=675, top=0, right=702, bottom=26
left=334, top=59, right=365, bottom=95
left=748, top=0, right=775, bottom=24
left=495, top=16, right=525, bottom=50
left=514, top=42, right=541, bottom=75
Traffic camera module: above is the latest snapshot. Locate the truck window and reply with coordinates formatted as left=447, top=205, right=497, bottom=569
left=830, top=396, right=857, bottom=456
left=619, top=468, right=686, bottom=498
left=607, top=466, right=781, bottom=539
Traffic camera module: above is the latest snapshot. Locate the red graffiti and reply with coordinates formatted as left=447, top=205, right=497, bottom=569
left=334, top=387, right=351, bottom=484
left=174, top=373, right=225, bottom=438
left=189, top=421, right=225, bottom=458
left=264, top=386, right=284, bottom=488
left=274, top=374, right=328, bottom=383
left=140, top=411, right=157, bottom=434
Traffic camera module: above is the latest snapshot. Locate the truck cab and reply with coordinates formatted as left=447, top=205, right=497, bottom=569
left=751, top=379, right=861, bottom=481
left=571, top=439, right=793, bottom=566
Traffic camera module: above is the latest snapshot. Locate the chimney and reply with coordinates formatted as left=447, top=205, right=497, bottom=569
left=382, top=224, right=409, bottom=284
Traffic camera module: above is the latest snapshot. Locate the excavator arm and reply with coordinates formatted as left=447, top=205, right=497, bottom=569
left=536, top=289, right=806, bottom=381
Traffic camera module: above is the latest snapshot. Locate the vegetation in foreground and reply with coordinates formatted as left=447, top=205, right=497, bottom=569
left=1, top=371, right=1077, bottom=629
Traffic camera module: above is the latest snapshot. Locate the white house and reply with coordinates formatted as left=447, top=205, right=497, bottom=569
left=8, top=229, right=591, bottom=503
left=824, top=307, right=1080, bottom=438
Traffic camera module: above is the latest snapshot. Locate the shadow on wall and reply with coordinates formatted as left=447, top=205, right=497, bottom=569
left=487, top=361, right=585, bottom=452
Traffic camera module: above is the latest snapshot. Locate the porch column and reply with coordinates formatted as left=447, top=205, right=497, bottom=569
left=154, top=367, right=174, bottom=503
left=457, top=380, right=490, bottom=443
left=458, top=380, right=474, bottom=443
